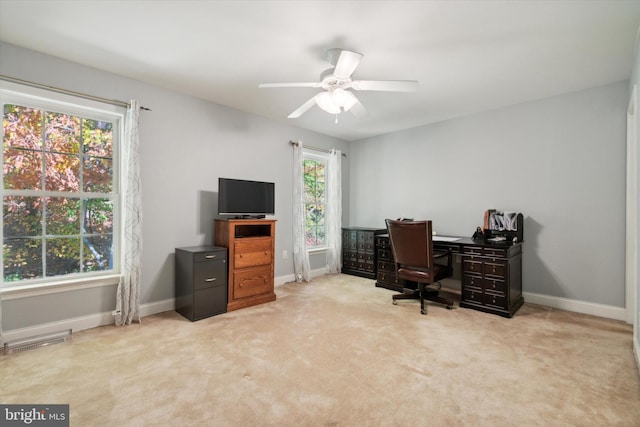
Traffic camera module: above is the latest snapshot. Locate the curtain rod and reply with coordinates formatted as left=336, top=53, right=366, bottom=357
left=289, top=140, right=347, bottom=157
left=0, top=74, right=151, bottom=111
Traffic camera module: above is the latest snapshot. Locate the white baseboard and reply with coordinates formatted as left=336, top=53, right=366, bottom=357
left=523, top=291, right=627, bottom=321
left=1, top=298, right=175, bottom=345
left=274, top=268, right=327, bottom=286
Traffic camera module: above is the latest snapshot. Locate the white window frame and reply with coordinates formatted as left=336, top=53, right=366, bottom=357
left=303, top=149, right=329, bottom=252
left=0, top=81, right=124, bottom=294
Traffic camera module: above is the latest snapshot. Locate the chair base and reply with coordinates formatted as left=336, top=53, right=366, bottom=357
left=392, top=284, right=454, bottom=314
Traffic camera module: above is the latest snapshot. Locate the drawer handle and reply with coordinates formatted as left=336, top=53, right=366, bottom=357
left=205, top=278, right=217, bottom=282
left=205, top=255, right=217, bottom=259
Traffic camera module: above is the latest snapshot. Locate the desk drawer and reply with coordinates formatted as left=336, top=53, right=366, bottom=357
left=463, top=258, right=483, bottom=275
left=377, top=260, right=395, bottom=273
left=462, top=246, right=483, bottom=256
left=378, top=249, right=392, bottom=261
left=484, top=261, right=506, bottom=278
left=462, top=273, right=482, bottom=290
left=484, top=247, right=507, bottom=258
left=484, top=291, right=506, bottom=309
left=462, top=287, right=483, bottom=304
left=483, top=277, right=506, bottom=293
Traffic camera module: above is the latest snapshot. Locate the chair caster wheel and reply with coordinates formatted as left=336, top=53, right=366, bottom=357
left=421, top=310, right=426, bottom=315
left=392, top=300, right=397, bottom=305
left=447, top=305, right=453, bottom=310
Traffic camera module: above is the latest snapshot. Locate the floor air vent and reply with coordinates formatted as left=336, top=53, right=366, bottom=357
left=3, top=329, right=72, bottom=355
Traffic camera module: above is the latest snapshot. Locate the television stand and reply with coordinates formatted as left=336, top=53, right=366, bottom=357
left=214, top=218, right=276, bottom=311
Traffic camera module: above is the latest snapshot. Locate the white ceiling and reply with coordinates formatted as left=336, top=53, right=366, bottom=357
left=1, top=0, right=639, bottom=141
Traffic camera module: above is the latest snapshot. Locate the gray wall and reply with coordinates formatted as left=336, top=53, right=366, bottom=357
left=0, top=42, right=349, bottom=331
left=349, top=81, right=628, bottom=307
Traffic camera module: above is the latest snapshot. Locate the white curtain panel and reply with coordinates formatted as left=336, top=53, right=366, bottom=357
left=115, top=100, right=143, bottom=325
left=292, top=142, right=311, bottom=282
left=325, top=149, right=342, bottom=273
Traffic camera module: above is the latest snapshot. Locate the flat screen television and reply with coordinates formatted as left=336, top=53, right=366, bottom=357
left=218, top=178, right=275, bottom=218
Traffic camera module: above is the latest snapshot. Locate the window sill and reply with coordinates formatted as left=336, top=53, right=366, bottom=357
left=0, top=274, right=121, bottom=301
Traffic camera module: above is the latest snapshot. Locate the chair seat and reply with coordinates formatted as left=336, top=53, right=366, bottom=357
left=397, top=264, right=448, bottom=283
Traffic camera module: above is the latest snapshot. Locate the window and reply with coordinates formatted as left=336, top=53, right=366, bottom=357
left=1, top=85, right=123, bottom=287
left=303, top=151, right=327, bottom=249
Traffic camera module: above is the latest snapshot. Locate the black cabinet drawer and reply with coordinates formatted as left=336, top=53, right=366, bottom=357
left=194, top=251, right=225, bottom=263
left=194, top=261, right=227, bottom=290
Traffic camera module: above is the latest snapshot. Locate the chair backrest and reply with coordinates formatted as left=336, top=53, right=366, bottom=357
left=385, top=219, right=434, bottom=269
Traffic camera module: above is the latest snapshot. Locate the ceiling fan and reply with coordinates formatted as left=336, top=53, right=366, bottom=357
left=259, top=48, right=419, bottom=119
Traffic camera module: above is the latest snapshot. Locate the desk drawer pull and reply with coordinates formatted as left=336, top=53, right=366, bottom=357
left=205, top=278, right=217, bottom=282
left=205, top=255, right=217, bottom=259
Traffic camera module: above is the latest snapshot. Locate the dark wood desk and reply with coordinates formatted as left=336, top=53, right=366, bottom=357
left=376, top=234, right=524, bottom=318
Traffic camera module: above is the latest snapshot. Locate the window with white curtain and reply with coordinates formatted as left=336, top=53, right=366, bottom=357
left=1, top=84, right=124, bottom=288
left=303, top=150, right=328, bottom=249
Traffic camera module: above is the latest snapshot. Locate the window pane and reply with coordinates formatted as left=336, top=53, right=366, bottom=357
left=3, top=196, right=42, bottom=237
left=45, top=112, right=80, bottom=153
left=46, top=237, right=80, bottom=277
left=46, top=197, right=81, bottom=236
left=3, top=105, right=43, bottom=150
left=45, top=152, right=80, bottom=192
left=82, top=119, right=113, bottom=157
left=3, top=238, right=43, bottom=281
left=83, top=156, right=112, bottom=192
left=3, top=148, right=43, bottom=190
left=83, top=234, right=113, bottom=272
left=84, top=198, right=113, bottom=234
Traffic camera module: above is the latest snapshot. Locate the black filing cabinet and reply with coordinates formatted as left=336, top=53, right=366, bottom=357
left=175, top=246, right=227, bottom=321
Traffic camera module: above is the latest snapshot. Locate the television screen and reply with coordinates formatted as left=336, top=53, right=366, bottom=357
left=218, top=178, right=275, bottom=217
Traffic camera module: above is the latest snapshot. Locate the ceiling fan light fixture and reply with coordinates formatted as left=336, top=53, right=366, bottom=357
left=333, top=89, right=357, bottom=111
left=315, top=91, right=341, bottom=114
left=315, top=89, right=358, bottom=114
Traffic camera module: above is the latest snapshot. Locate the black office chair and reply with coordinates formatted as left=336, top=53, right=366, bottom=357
left=385, top=219, right=454, bottom=315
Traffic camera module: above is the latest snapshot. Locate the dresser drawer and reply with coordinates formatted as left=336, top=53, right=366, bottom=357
left=233, top=266, right=272, bottom=299
left=194, top=260, right=227, bottom=290
left=234, top=238, right=272, bottom=268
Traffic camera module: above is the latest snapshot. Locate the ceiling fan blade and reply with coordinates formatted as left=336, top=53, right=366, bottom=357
left=288, top=95, right=318, bottom=118
left=351, top=80, right=419, bottom=92
left=349, top=99, right=368, bottom=118
left=259, top=82, right=321, bottom=88
left=333, top=50, right=363, bottom=79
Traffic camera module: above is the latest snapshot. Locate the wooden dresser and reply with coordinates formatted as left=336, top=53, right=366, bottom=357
left=341, top=227, right=386, bottom=279
left=214, top=219, right=276, bottom=312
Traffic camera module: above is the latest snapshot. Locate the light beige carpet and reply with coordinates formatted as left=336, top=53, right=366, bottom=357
left=1, top=274, right=639, bottom=426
